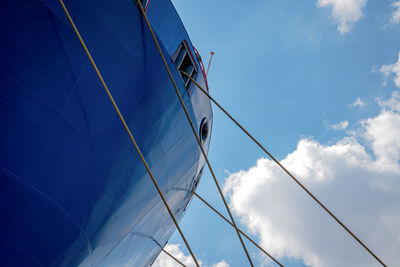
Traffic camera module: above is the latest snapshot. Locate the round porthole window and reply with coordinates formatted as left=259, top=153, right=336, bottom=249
left=199, top=118, right=209, bottom=144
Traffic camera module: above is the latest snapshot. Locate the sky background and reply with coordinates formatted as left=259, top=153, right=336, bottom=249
left=153, top=0, right=400, bottom=266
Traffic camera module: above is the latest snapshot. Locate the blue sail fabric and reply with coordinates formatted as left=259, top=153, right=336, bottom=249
left=0, top=0, right=212, bottom=266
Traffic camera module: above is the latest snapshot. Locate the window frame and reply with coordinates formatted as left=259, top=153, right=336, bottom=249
left=172, top=40, right=198, bottom=94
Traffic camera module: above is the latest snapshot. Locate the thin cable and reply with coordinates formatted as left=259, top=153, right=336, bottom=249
left=162, top=248, right=186, bottom=267
left=206, top=51, right=214, bottom=76
left=58, top=1, right=199, bottom=266
left=132, top=233, right=187, bottom=267
left=135, top=2, right=254, bottom=266
left=194, top=192, right=283, bottom=267
left=180, top=71, right=387, bottom=267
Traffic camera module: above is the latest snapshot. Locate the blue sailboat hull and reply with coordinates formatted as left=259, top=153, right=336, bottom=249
left=0, top=0, right=212, bottom=266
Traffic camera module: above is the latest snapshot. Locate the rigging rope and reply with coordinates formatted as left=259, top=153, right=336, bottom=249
left=162, top=248, right=186, bottom=267
left=58, top=1, right=199, bottom=266
left=135, top=1, right=254, bottom=266
left=180, top=71, right=387, bottom=267
left=193, top=192, right=283, bottom=267
left=134, top=233, right=188, bottom=266
left=137, top=0, right=254, bottom=267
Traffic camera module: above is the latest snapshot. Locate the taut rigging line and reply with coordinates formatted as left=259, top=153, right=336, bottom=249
left=161, top=248, right=186, bottom=267
left=136, top=1, right=255, bottom=266
left=194, top=192, right=283, bottom=267
left=180, top=71, right=387, bottom=267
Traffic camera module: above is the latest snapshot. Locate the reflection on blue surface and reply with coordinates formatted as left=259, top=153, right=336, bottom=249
left=0, top=0, right=212, bottom=266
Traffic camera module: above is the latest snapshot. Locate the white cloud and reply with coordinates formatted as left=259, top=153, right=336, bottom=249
left=317, top=0, right=367, bottom=34
left=212, top=260, right=230, bottom=267
left=362, top=92, right=400, bottom=171
left=328, top=120, right=349, bottom=130
left=152, top=244, right=201, bottom=267
left=380, top=51, right=400, bottom=88
left=391, top=1, right=400, bottom=24
left=377, top=90, right=400, bottom=113
left=350, top=97, right=366, bottom=108
left=224, top=92, right=400, bottom=267
left=152, top=244, right=229, bottom=267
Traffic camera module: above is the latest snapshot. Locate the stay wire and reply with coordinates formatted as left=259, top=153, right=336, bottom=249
left=135, top=233, right=187, bottom=266
left=193, top=192, right=284, bottom=267
left=135, top=1, right=254, bottom=266
left=180, top=71, right=387, bottom=267
left=162, top=248, right=186, bottom=267
left=58, top=1, right=199, bottom=266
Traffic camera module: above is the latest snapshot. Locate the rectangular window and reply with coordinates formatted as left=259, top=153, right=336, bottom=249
left=172, top=42, right=197, bottom=91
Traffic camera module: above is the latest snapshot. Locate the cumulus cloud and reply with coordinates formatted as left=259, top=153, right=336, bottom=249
left=363, top=92, right=400, bottom=171
left=377, top=90, right=400, bottom=113
left=349, top=97, right=366, bottom=108
left=152, top=244, right=199, bottom=267
left=328, top=120, right=349, bottom=130
left=211, top=260, right=230, bottom=267
left=391, top=1, right=400, bottom=24
left=317, top=0, right=367, bottom=34
left=224, top=92, right=400, bottom=267
left=380, top=51, right=400, bottom=88
left=152, top=244, right=229, bottom=267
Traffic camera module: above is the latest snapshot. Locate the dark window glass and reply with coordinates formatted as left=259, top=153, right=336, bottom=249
left=172, top=42, right=198, bottom=91
left=200, top=118, right=209, bottom=144
left=187, top=71, right=197, bottom=91
left=180, top=55, right=193, bottom=84
left=174, top=47, right=186, bottom=68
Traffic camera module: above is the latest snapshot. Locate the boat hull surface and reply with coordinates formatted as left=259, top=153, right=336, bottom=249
left=0, top=0, right=212, bottom=266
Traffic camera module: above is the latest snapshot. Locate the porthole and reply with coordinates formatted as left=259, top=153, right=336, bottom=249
left=199, top=118, right=209, bottom=144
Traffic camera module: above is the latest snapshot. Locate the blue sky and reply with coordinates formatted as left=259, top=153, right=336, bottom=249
left=154, top=1, right=400, bottom=266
